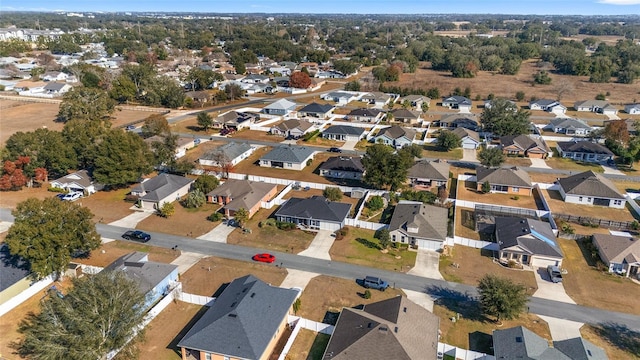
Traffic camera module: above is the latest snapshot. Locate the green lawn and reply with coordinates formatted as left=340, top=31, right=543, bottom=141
left=422, top=144, right=463, bottom=160
left=546, top=155, right=604, bottom=173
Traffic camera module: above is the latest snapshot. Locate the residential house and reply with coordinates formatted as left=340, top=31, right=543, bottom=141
left=298, top=102, right=335, bottom=119
left=130, top=173, right=194, bottom=210
left=390, top=108, right=421, bottom=125
left=262, top=98, right=297, bottom=116
left=178, top=275, right=298, bottom=360
left=0, top=244, right=31, bottom=310
left=184, top=91, right=210, bottom=105
left=529, top=99, right=566, bottom=113
left=43, top=82, right=72, bottom=96
left=388, top=201, right=449, bottom=250
left=438, top=113, right=481, bottom=132
left=407, top=159, right=450, bottom=190
left=103, top=252, right=178, bottom=310
left=484, top=99, right=517, bottom=110
left=145, top=135, right=196, bottom=159
left=493, top=326, right=607, bottom=360
left=322, top=125, right=365, bottom=142
left=323, top=296, right=440, bottom=360
left=495, top=217, right=563, bottom=268
left=215, top=111, right=259, bottom=130
left=374, top=126, right=416, bottom=149
left=398, top=95, right=430, bottom=111
left=206, top=179, right=278, bottom=218
left=321, top=91, right=358, bottom=105
left=547, top=118, right=593, bottom=136
left=319, top=156, right=365, bottom=180
left=50, top=170, right=98, bottom=195
left=557, top=170, right=626, bottom=209
left=556, top=141, right=614, bottom=163
left=346, top=108, right=384, bottom=123
left=259, top=145, right=316, bottom=170
left=270, top=119, right=314, bottom=138
left=275, top=196, right=351, bottom=231
left=574, top=100, right=618, bottom=115
left=592, top=234, right=640, bottom=278
left=241, top=74, right=270, bottom=84
left=361, top=92, right=392, bottom=108
left=42, top=71, right=68, bottom=82
left=451, top=128, right=481, bottom=149
left=500, top=134, right=550, bottom=159
left=476, top=166, right=533, bottom=196
left=624, top=103, right=640, bottom=115
left=442, top=96, right=472, bottom=111
left=199, top=142, right=255, bottom=167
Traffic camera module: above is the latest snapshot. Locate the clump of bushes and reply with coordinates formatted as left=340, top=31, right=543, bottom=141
left=335, top=227, right=349, bottom=240
left=207, top=212, right=223, bottom=222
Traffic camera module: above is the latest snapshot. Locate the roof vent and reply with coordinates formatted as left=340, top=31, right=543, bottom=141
left=516, top=336, right=523, bottom=343
left=403, top=307, right=407, bottom=313
left=228, top=313, right=237, bottom=318
left=378, top=326, right=388, bottom=333
left=367, top=322, right=372, bottom=328
left=230, top=302, right=237, bottom=308
left=250, top=292, right=256, bottom=298
left=394, top=326, right=398, bottom=333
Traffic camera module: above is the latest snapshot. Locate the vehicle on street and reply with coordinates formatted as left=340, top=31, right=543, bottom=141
left=327, top=147, right=342, bottom=153
left=125, top=125, right=136, bottom=131
left=252, top=253, right=276, bottom=263
left=362, top=276, right=389, bottom=291
left=122, top=230, right=151, bottom=243
left=547, top=265, right=563, bottom=283
left=60, top=192, right=82, bottom=201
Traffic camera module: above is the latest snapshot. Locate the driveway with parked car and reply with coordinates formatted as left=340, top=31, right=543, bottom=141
left=532, top=267, right=575, bottom=304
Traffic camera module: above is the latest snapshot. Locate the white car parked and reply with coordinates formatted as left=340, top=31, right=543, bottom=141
left=60, top=192, right=83, bottom=201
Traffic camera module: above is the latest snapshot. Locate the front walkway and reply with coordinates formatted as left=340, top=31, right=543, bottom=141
left=408, top=249, right=444, bottom=280
left=536, top=315, right=584, bottom=341
left=532, top=267, right=576, bottom=304
left=196, top=222, right=236, bottom=243
left=529, top=158, right=551, bottom=169
left=297, top=230, right=334, bottom=260
left=108, top=210, right=155, bottom=228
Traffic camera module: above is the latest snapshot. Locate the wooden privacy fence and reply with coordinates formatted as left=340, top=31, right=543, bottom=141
left=554, top=213, right=636, bottom=230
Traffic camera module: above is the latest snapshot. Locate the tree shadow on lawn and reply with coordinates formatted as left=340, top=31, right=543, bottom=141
left=469, top=331, right=494, bottom=355
left=425, top=285, right=488, bottom=323
left=355, top=237, right=381, bottom=250
left=591, top=322, right=640, bottom=357
left=574, top=237, right=600, bottom=267
left=307, top=333, right=331, bottom=360
left=167, top=305, right=210, bottom=357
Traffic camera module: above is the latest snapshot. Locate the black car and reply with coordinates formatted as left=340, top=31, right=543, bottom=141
left=328, top=147, right=342, bottom=153
left=122, top=230, right=151, bottom=243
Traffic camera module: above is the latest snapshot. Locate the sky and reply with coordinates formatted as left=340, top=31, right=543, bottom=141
left=1, top=0, right=640, bottom=15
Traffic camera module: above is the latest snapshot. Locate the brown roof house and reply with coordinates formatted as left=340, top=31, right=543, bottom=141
left=388, top=201, right=449, bottom=250
left=390, top=108, right=421, bottom=125
left=476, top=166, right=533, bottom=196
left=374, top=126, right=416, bottom=149
left=323, top=296, right=440, bottom=360
left=592, top=233, right=640, bottom=278
left=451, top=128, right=481, bottom=149
left=270, top=119, right=314, bottom=138
left=206, top=179, right=278, bottom=218
left=500, top=134, right=550, bottom=159
left=557, top=170, right=626, bottom=209
left=407, top=159, right=450, bottom=190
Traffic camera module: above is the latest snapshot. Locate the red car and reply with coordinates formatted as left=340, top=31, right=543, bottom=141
left=252, top=253, right=276, bottom=263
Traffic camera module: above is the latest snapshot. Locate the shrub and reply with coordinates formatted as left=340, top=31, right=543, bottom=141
left=482, top=181, right=491, bottom=194
left=511, top=195, right=520, bottom=200
left=158, top=202, right=175, bottom=218
left=363, top=290, right=372, bottom=299
left=183, top=189, right=206, bottom=208
left=323, top=187, right=343, bottom=201
left=367, top=196, right=385, bottom=212
left=124, top=194, right=139, bottom=203
left=264, top=218, right=277, bottom=227
left=207, top=212, right=223, bottom=222
left=47, top=186, right=66, bottom=193
left=515, top=91, right=525, bottom=102
left=276, top=221, right=296, bottom=231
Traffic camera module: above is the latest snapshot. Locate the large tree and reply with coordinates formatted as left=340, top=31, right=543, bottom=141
left=57, top=87, right=116, bottom=122
left=480, top=98, right=531, bottom=136
left=477, top=275, right=528, bottom=323
left=93, top=130, right=154, bottom=187
left=141, top=113, right=171, bottom=138
left=478, top=146, right=505, bottom=167
left=15, top=271, right=146, bottom=360
left=62, top=119, right=110, bottom=170
left=197, top=112, right=214, bottom=132
left=437, top=130, right=462, bottom=150
left=362, top=144, right=413, bottom=190
left=6, top=197, right=101, bottom=280
left=289, top=71, right=312, bottom=89
left=4, top=128, right=77, bottom=178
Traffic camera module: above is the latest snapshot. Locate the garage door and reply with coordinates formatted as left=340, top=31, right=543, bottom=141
left=531, top=257, right=561, bottom=268
left=462, top=142, right=477, bottom=149
left=416, top=239, right=444, bottom=251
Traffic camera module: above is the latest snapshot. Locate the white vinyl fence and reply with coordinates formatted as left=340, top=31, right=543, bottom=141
left=438, top=342, right=495, bottom=360
left=0, top=275, right=54, bottom=317
left=178, top=292, right=216, bottom=306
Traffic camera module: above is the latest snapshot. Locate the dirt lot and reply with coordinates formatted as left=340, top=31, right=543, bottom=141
left=457, top=180, right=540, bottom=210
left=73, top=240, right=180, bottom=268
left=542, top=189, right=635, bottom=221
left=557, top=238, right=640, bottom=315
left=136, top=202, right=221, bottom=239
left=439, top=245, right=538, bottom=294
left=226, top=208, right=315, bottom=254
left=388, top=60, right=640, bottom=106
left=285, top=329, right=330, bottom=360
left=180, top=256, right=287, bottom=296
left=329, top=227, right=417, bottom=272
left=296, top=275, right=405, bottom=323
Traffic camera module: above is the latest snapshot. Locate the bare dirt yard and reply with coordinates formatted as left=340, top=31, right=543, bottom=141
left=457, top=180, right=540, bottom=210
left=73, top=240, right=180, bottom=268
left=387, top=60, right=640, bottom=107
left=542, top=189, right=636, bottom=222
left=285, top=329, right=330, bottom=360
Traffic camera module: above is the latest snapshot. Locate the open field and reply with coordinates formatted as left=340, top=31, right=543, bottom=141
left=296, top=275, right=405, bottom=323
left=387, top=60, right=640, bottom=106
left=542, top=189, right=636, bottom=221
left=329, top=227, right=417, bottom=272
left=136, top=202, right=221, bottom=239
left=439, top=245, right=538, bottom=293
left=180, top=256, right=287, bottom=296
left=457, top=180, right=540, bottom=209
left=557, top=237, right=640, bottom=315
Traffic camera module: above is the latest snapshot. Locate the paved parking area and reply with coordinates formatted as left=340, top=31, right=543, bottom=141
left=298, top=230, right=334, bottom=260
left=408, top=250, right=444, bottom=280
left=601, top=163, right=625, bottom=175
left=532, top=267, right=576, bottom=304
left=197, top=222, right=236, bottom=243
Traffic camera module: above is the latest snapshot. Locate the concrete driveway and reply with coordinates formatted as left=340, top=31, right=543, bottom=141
left=537, top=315, right=584, bottom=341
left=601, top=162, right=625, bottom=175
left=280, top=269, right=319, bottom=291
left=462, top=149, right=478, bottom=162
left=403, top=289, right=437, bottom=312
left=532, top=267, right=576, bottom=304
left=197, top=222, right=236, bottom=243
left=108, top=210, right=155, bottom=228
left=341, top=139, right=359, bottom=151
left=298, top=230, right=334, bottom=260
left=529, top=158, right=551, bottom=169
left=408, top=249, right=444, bottom=280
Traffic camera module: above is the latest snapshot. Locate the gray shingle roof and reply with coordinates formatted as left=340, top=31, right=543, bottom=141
left=549, top=118, right=592, bottom=130
left=178, top=275, right=298, bottom=359
left=319, top=156, right=365, bottom=173
left=556, top=141, right=613, bottom=156
left=376, top=126, right=416, bottom=141
left=443, top=96, right=472, bottom=106
left=324, top=296, right=439, bottom=360
left=493, top=326, right=568, bottom=359
left=275, top=196, right=351, bottom=223
left=530, top=98, right=559, bottom=107
left=407, top=160, right=450, bottom=182
left=553, top=337, right=609, bottom=360
left=274, top=119, right=313, bottom=132
left=476, top=166, right=532, bottom=188
left=557, top=170, right=623, bottom=199
left=495, top=217, right=563, bottom=258
left=388, top=201, right=449, bottom=242
left=206, top=180, right=277, bottom=212
left=348, top=108, right=382, bottom=117
left=0, top=244, right=30, bottom=293
left=501, top=135, right=549, bottom=153
left=451, top=127, right=480, bottom=142
left=200, top=142, right=253, bottom=162
left=52, top=170, right=93, bottom=188
left=299, top=102, right=334, bottom=114
left=323, top=125, right=365, bottom=136
left=103, top=252, right=177, bottom=296
left=391, top=108, right=420, bottom=119
left=574, top=100, right=612, bottom=109
left=592, top=233, right=640, bottom=265
left=43, top=82, right=67, bottom=91
left=264, top=98, right=297, bottom=111
left=131, top=174, right=194, bottom=202
left=260, top=145, right=315, bottom=163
